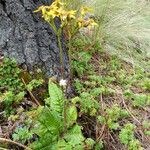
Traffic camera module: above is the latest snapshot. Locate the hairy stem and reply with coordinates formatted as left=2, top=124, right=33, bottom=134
left=57, top=34, right=65, bottom=78
left=63, top=99, right=67, bottom=133
left=68, top=37, right=72, bottom=79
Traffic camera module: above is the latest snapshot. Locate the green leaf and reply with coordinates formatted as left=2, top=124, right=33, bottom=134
left=95, top=141, right=104, bottom=150
left=66, top=105, right=78, bottom=127
left=12, top=127, right=33, bottom=144
left=26, top=79, right=43, bottom=91
left=16, top=91, right=25, bottom=103
left=132, top=94, right=148, bottom=107
left=52, top=139, right=72, bottom=150
left=129, top=140, right=143, bottom=150
left=47, top=79, right=64, bottom=116
left=30, top=133, right=54, bottom=150
left=144, top=130, right=150, bottom=136
left=35, top=107, right=63, bottom=137
left=64, top=125, right=85, bottom=147
left=85, top=138, right=95, bottom=149
left=119, top=123, right=135, bottom=145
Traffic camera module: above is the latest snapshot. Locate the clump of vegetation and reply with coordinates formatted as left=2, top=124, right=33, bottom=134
left=119, top=123, right=143, bottom=150
left=0, top=58, right=24, bottom=93
left=71, top=39, right=150, bottom=149
left=0, top=58, right=25, bottom=115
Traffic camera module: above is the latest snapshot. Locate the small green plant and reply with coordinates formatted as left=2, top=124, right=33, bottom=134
left=106, top=105, right=129, bottom=130
left=29, top=79, right=95, bottom=149
left=78, top=92, right=100, bottom=116
left=128, top=140, right=143, bottom=150
left=0, top=58, right=25, bottom=115
left=12, top=127, right=33, bottom=144
left=124, top=90, right=150, bottom=108
left=72, top=51, right=93, bottom=76
left=0, top=58, right=24, bottom=93
left=97, top=105, right=129, bottom=130
left=142, top=120, right=150, bottom=136
left=1, top=91, right=25, bottom=115
left=26, top=79, right=44, bottom=92
left=0, top=58, right=43, bottom=116
left=119, top=123, right=135, bottom=145
left=132, top=94, right=150, bottom=108
left=140, top=78, right=150, bottom=91
left=119, top=123, right=143, bottom=150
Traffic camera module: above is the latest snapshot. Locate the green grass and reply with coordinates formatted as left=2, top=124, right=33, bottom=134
left=68, top=0, right=150, bottom=69
left=94, top=1, right=149, bottom=48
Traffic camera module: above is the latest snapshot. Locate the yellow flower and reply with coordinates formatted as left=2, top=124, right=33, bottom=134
left=86, top=19, right=98, bottom=29
left=52, top=0, right=64, bottom=7
left=77, top=18, right=98, bottom=29
left=56, top=8, right=67, bottom=20
left=67, top=10, right=76, bottom=20
left=49, top=5, right=58, bottom=11
left=47, top=10, right=58, bottom=19
left=81, top=7, right=93, bottom=16
left=41, top=7, right=47, bottom=16
left=77, top=18, right=85, bottom=28
left=34, top=0, right=77, bottom=27
left=34, top=6, right=51, bottom=13
left=58, top=9, right=76, bottom=22
left=34, top=6, right=44, bottom=13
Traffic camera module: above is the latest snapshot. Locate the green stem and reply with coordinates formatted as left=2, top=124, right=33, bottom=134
left=68, top=37, right=72, bottom=79
left=63, top=99, right=67, bottom=133
left=57, top=33, right=65, bottom=78
left=49, top=20, right=65, bottom=78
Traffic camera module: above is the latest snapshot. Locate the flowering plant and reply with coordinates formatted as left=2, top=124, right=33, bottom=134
left=34, top=0, right=98, bottom=78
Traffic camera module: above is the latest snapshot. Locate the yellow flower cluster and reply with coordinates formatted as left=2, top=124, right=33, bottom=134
left=81, top=7, right=93, bottom=16
left=34, top=0, right=76, bottom=24
left=77, top=18, right=98, bottom=29
left=34, top=0, right=97, bottom=30
left=78, top=7, right=98, bottom=29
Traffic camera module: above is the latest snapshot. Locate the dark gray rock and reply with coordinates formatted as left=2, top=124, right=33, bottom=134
left=0, top=0, right=69, bottom=78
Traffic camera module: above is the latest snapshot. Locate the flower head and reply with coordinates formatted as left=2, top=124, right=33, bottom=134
left=59, top=79, right=67, bottom=87
left=67, top=10, right=76, bottom=20
left=52, top=0, right=64, bottom=7
left=34, top=0, right=76, bottom=24
left=77, top=18, right=85, bottom=28
left=87, top=19, right=98, bottom=29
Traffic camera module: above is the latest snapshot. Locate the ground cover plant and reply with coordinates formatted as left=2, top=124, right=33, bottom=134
left=0, top=0, right=150, bottom=150
left=0, top=43, right=149, bottom=150
left=71, top=39, right=150, bottom=149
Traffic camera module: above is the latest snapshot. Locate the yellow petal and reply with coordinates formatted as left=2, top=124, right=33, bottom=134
left=81, top=7, right=93, bottom=16
left=34, top=6, right=44, bottom=13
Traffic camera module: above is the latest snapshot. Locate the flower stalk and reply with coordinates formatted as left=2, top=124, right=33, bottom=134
left=57, top=32, right=65, bottom=78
